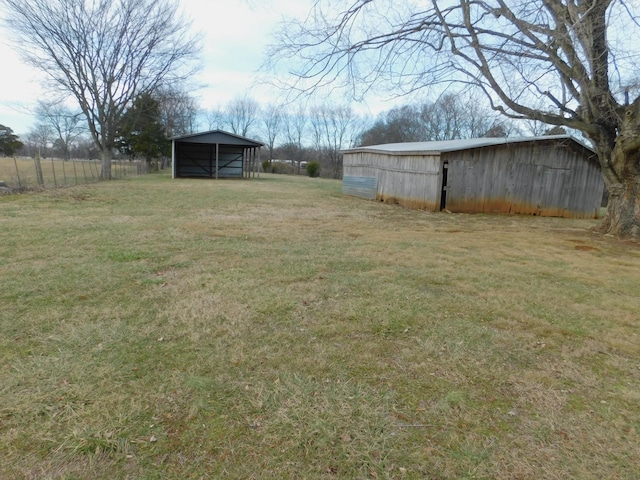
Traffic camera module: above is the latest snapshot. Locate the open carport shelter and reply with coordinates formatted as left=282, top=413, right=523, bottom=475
left=342, top=135, right=604, bottom=219
left=172, top=130, right=263, bottom=179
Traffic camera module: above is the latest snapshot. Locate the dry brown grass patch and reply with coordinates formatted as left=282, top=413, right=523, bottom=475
left=1, top=173, right=639, bottom=479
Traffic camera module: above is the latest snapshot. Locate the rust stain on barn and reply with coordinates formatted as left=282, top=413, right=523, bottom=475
left=342, top=136, right=604, bottom=219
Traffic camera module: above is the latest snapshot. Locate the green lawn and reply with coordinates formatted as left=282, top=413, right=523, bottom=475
left=1, top=173, right=639, bottom=479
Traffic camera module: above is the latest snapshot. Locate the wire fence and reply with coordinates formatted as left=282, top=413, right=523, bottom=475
left=0, top=156, right=145, bottom=193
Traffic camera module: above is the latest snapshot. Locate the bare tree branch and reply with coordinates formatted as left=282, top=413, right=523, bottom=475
left=2, top=0, right=201, bottom=178
left=268, top=0, right=640, bottom=238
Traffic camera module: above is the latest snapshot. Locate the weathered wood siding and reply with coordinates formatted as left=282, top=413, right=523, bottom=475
left=343, top=151, right=442, bottom=210
left=444, top=140, right=603, bottom=218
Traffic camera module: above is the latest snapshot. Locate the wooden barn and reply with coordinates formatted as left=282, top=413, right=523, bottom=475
left=342, top=135, right=604, bottom=219
left=172, top=130, right=263, bottom=179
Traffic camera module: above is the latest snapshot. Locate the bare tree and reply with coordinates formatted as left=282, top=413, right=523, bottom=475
left=260, top=103, right=284, bottom=163
left=309, top=103, right=359, bottom=178
left=357, top=105, right=423, bottom=146
left=281, top=104, right=310, bottom=172
left=27, top=123, right=53, bottom=158
left=2, top=0, right=201, bottom=179
left=225, top=96, right=261, bottom=137
left=271, top=1, right=640, bottom=239
left=522, top=119, right=552, bottom=137
left=465, top=100, right=508, bottom=138
left=423, top=95, right=464, bottom=141
left=35, top=101, right=85, bottom=160
left=205, top=107, right=226, bottom=131
left=358, top=93, right=512, bottom=146
left=283, top=104, right=309, bottom=148
left=155, top=87, right=199, bottom=138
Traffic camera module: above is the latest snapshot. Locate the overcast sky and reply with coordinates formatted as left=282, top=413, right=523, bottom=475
left=0, top=0, right=332, bottom=135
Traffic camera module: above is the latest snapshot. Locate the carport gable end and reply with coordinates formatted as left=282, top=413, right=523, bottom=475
left=341, top=135, right=604, bottom=219
left=172, top=130, right=263, bottom=179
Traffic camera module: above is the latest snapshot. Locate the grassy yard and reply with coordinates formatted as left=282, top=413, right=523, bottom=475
left=1, top=173, right=639, bottom=479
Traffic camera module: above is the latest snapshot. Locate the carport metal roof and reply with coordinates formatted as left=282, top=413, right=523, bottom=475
left=172, top=130, right=264, bottom=147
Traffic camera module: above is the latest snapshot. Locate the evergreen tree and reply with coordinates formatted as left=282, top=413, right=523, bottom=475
left=118, top=93, right=169, bottom=171
left=0, top=125, right=24, bottom=157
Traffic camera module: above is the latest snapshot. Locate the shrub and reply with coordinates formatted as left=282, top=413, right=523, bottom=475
left=306, top=161, right=321, bottom=178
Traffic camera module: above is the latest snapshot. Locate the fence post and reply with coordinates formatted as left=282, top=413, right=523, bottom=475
left=50, top=158, right=58, bottom=188
left=72, top=160, right=79, bottom=185
left=62, top=160, right=68, bottom=186
left=93, top=160, right=98, bottom=181
left=13, top=156, right=22, bottom=189
left=34, top=151, right=44, bottom=187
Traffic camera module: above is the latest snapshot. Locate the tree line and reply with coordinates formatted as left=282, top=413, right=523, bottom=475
left=203, top=92, right=550, bottom=178
left=5, top=87, right=198, bottom=171
left=2, top=0, right=200, bottom=179
left=0, top=0, right=570, bottom=182
left=3, top=0, right=638, bottom=238
left=5, top=88, right=566, bottom=180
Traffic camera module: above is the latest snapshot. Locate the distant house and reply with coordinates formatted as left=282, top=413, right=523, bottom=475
left=172, top=130, right=263, bottom=179
left=341, top=135, right=604, bottom=219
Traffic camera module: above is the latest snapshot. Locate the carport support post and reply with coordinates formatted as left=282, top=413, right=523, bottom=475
left=171, top=140, right=176, bottom=178
left=252, top=147, right=258, bottom=178
left=257, top=147, right=261, bottom=178
left=253, top=148, right=257, bottom=178
left=215, top=143, right=219, bottom=180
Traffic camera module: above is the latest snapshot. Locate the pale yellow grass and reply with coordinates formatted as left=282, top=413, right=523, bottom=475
left=0, top=156, right=138, bottom=189
left=1, top=173, right=638, bottom=479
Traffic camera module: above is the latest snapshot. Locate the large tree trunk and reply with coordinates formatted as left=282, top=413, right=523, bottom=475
left=100, top=149, right=112, bottom=180
left=594, top=109, right=640, bottom=239
left=596, top=176, right=640, bottom=238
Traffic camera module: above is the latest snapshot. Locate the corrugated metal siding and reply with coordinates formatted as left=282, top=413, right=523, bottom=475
left=343, top=151, right=442, bottom=210
left=175, top=143, right=244, bottom=178
left=343, top=176, right=377, bottom=199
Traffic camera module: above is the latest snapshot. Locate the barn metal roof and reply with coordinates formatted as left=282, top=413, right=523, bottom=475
left=341, top=135, right=595, bottom=155
left=171, top=129, right=263, bottom=147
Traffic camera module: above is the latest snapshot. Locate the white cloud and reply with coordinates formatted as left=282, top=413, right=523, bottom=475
left=0, top=0, right=392, bottom=136
left=0, top=0, right=314, bottom=134
left=0, top=39, right=45, bottom=134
